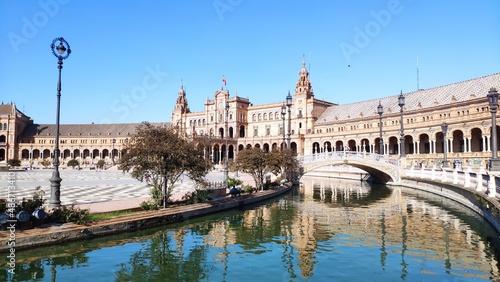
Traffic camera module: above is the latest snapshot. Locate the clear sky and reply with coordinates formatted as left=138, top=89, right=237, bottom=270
left=1, top=0, right=499, bottom=125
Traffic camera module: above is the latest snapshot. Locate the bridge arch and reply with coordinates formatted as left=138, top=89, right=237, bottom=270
left=299, top=152, right=402, bottom=184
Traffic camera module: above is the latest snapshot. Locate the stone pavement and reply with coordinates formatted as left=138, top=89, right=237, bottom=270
left=0, top=168, right=255, bottom=214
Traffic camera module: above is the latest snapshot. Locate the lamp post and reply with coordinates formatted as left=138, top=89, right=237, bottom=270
left=49, top=37, right=71, bottom=208
left=224, top=102, right=229, bottom=187
left=29, top=144, right=33, bottom=169
left=377, top=101, right=384, bottom=155
left=281, top=104, right=286, bottom=149
left=488, top=87, right=500, bottom=171
left=441, top=122, right=448, bottom=168
left=111, top=138, right=116, bottom=165
left=398, top=91, right=405, bottom=158
left=286, top=91, right=292, bottom=149
left=78, top=144, right=82, bottom=170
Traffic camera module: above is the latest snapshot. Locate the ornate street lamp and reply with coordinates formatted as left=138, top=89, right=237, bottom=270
left=377, top=101, right=384, bottom=155
left=441, top=122, right=448, bottom=168
left=281, top=104, right=286, bottom=149
left=488, top=87, right=500, bottom=171
left=78, top=144, right=82, bottom=170
left=49, top=37, right=71, bottom=208
left=286, top=91, right=292, bottom=149
left=224, top=102, right=230, bottom=186
left=398, top=91, right=405, bottom=158
left=112, top=138, right=116, bottom=165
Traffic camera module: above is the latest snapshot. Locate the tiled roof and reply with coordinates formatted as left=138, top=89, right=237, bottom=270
left=21, top=122, right=170, bottom=137
left=0, top=104, right=12, bottom=115
left=316, top=73, right=500, bottom=124
left=0, top=103, right=30, bottom=119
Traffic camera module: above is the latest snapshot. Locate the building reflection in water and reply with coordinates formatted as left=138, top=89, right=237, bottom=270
left=297, top=175, right=499, bottom=278
left=8, top=175, right=500, bottom=281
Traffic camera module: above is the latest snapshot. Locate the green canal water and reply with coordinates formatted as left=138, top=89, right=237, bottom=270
left=3, top=176, right=500, bottom=281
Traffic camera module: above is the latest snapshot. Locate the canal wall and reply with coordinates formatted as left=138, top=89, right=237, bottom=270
left=398, top=177, right=500, bottom=233
left=0, top=186, right=292, bottom=252
left=305, top=169, right=500, bottom=233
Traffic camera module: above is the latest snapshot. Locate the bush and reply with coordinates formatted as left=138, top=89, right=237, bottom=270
left=140, top=200, right=159, bottom=211
left=18, top=186, right=46, bottom=213
left=96, top=159, right=105, bottom=169
left=226, top=177, right=242, bottom=188
left=7, top=159, right=21, bottom=167
left=183, top=189, right=212, bottom=204
left=47, top=205, right=89, bottom=225
left=0, top=186, right=46, bottom=214
left=40, top=159, right=51, bottom=168
left=67, top=159, right=79, bottom=168
left=243, top=185, right=255, bottom=194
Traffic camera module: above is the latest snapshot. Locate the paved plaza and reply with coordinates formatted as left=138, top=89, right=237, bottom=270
left=0, top=168, right=239, bottom=207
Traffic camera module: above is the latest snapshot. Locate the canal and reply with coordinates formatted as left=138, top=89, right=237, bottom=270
left=4, top=175, right=500, bottom=281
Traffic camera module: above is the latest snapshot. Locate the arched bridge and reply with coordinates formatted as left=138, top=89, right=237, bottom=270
left=297, top=151, right=403, bottom=184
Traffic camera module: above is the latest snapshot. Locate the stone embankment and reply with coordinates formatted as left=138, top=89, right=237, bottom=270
left=0, top=186, right=292, bottom=252
left=306, top=168, right=500, bottom=233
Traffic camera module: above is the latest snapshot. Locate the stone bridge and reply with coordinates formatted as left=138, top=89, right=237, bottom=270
left=297, top=151, right=402, bottom=185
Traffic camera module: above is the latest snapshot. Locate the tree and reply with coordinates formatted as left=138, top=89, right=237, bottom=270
left=119, top=122, right=212, bottom=208
left=67, top=159, right=79, bottom=169
left=96, top=159, right=105, bottom=170
left=233, top=147, right=272, bottom=190
left=7, top=159, right=21, bottom=167
left=234, top=148, right=301, bottom=190
left=267, top=148, right=300, bottom=182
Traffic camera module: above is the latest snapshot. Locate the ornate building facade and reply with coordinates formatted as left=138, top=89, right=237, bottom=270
left=172, top=62, right=500, bottom=169
left=2, top=61, right=500, bottom=169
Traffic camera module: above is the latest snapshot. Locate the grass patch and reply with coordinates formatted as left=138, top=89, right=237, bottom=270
left=84, top=210, right=135, bottom=221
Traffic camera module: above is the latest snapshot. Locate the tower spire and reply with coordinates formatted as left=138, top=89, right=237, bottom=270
left=295, top=59, right=313, bottom=98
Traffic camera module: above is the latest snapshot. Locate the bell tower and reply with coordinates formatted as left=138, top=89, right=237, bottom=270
left=171, top=82, right=190, bottom=128
left=294, top=59, right=313, bottom=99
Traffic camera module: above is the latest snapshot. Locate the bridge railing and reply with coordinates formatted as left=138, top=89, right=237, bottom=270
left=298, top=151, right=400, bottom=167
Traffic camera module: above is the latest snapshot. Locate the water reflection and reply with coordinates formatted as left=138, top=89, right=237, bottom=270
left=5, top=176, right=500, bottom=281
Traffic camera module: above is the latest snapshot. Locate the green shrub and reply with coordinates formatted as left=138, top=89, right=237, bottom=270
left=40, top=159, right=51, bottom=168
left=183, top=189, right=212, bottom=204
left=226, top=177, right=242, bottom=188
left=243, top=185, right=255, bottom=193
left=7, top=159, right=21, bottom=167
left=48, top=205, right=89, bottom=225
left=67, top=159, right=79, bottom=168
left=140, top=200, right=159, bottom=211
left=18, top=186, right=46, bottom=213
left=97, top=159, right=105, bottom=169
left=0, top=186, right=46, bottom=214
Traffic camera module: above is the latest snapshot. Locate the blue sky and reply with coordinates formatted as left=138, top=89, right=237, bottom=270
left=1, top=0, right=499, bottom=124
